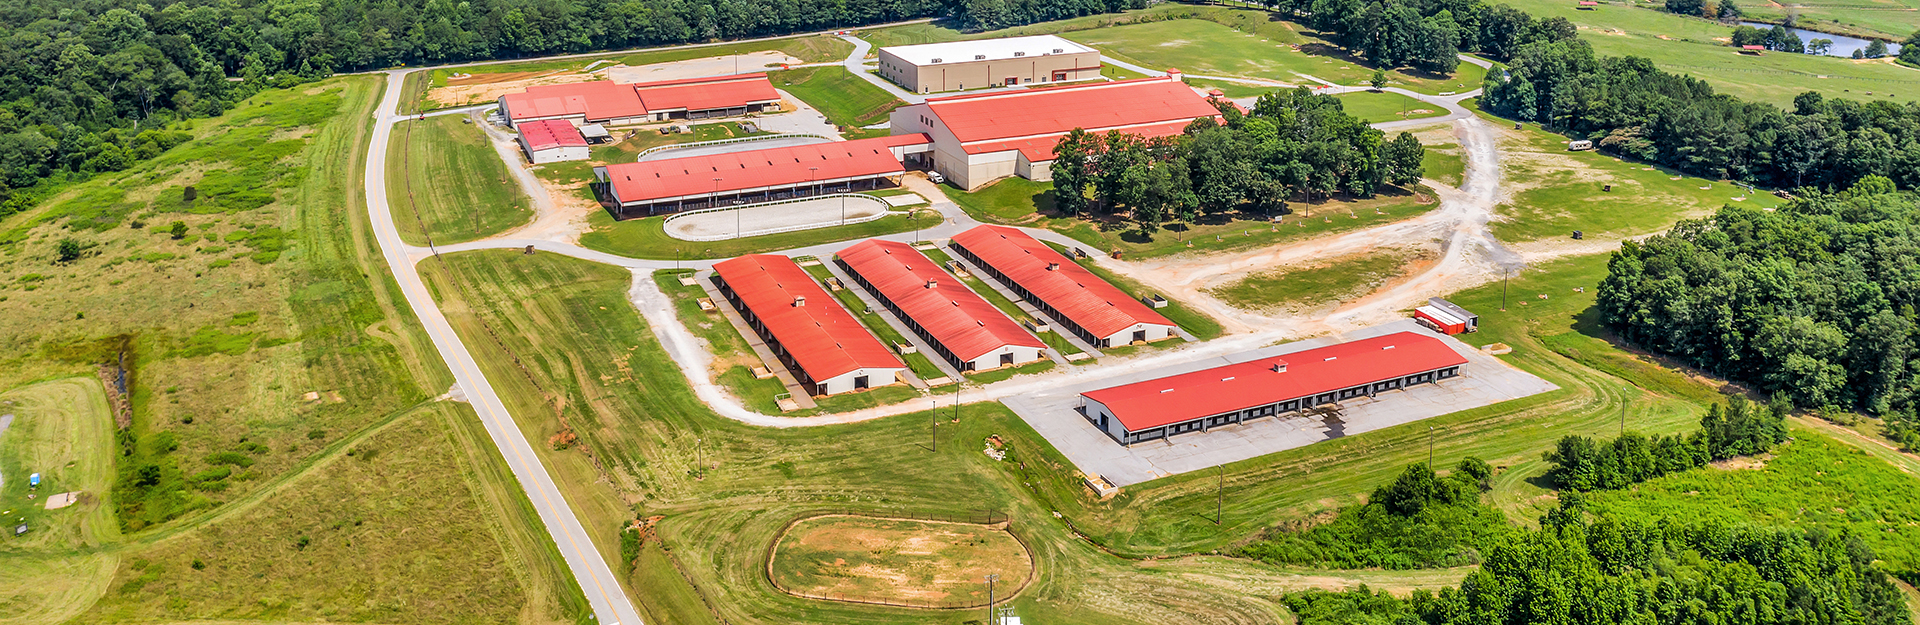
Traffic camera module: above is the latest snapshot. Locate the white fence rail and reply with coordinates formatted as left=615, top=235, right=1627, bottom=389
left=634, top=133, right=834, bottom=161
left=662, top=193, right=896, bottom=242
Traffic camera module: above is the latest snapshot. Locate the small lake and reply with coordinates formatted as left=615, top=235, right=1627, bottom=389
left=1740, top=22, right=1901, bottom=58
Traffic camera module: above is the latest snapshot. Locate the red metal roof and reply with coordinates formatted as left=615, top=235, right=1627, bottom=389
left=602, top=134, right=930, bottom=204
left=1083, top=332, right=1469, bottom=432
left=712, top=255, right=903, bottom=382
left=501, top=81, right=647, bottom=122
left=632, top=73, right=782, bottom=112
left=518, top=119, right=588, bottom=151
left=967, top=119, right=1200, bottom=162
left=950, top=225, right=1172, bottom=339
left=837, top=239, right=1044, bottom=363
left=923, top=77, right=1221, bottom=155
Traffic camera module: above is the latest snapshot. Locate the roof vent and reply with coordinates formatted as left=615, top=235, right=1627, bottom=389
left=1160, top=389, right=1174, bottom=394
left=1271, top=363, right=1288, bottom=373
left=1013, top=51, right=1025, bottom=57
left=931, top=57, right=942, bottom=63
left=1046, top=262, right=1060, bottom=271
left=975, top=54, right=986, bottom=60
left=793, top=296, right=806, bottom=307
left=1382, top=345, right=1396, bottom=350
left=1053, top=48, right=1064, bottom=53
left=1324, top=356, right=1337, bottom=361
left=926, top=279, right=939, bottom=289
left=1221, top=376, right=1235, bottom=382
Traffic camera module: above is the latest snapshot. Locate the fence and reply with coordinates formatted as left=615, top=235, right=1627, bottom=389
left=763, top=509, right=1039, bottom=610
left=661, top=193, right=893, bottom=242
left=632, top=132, right=834, bottom=161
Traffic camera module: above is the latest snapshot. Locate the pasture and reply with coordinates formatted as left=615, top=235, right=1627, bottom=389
left=1065, top=18, right=1487, bottom=94
left=389, top=114, right=533, bottom=245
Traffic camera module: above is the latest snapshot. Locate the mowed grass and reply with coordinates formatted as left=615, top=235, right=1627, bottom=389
left=1490, top=120, right=1778, bottom=243
left=770, top=66, right=906, bottom=131
left=942, top=176, right=1439, bottom=259
left=1207, top=248, right=1426, bottom=312
left=769, top=515, right=1032, bottom=607
left=1586, top=427, right=1920, bottom=575
left=1335, top=91, right=1450, bottom=124
left=1730, top=0, right=1920, bottom=41
left=1064, top=17, right=1486, bottom=94
left=1422, top=141, right=1467, bottom=188
left=0, top=378, right=121, bottom=625
left=389, top=114, right=532, bottom=245
left=1492, top=0, right=1920, bottom=106
left=578, top=209, right=936, bottom=260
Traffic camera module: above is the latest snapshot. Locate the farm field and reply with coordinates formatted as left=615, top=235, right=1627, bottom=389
left=945, top=176, right=1440, bottom=259
left=388, top=114, right=533, bottom=245
left=769, top=66, right=906, bottom=133
left=1493, top=0, right=1920, bottom=107
left=1729, top=0, right=1920, bottom=41
left=1488, top=118, right=1779, bottom=244
left=0, top=75, right=584, bottom=623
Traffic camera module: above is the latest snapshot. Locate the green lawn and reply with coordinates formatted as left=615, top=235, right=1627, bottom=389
left=1189, top=78, right=1283, bottom=99
left=1064, top=17, right=1485, bottom=94
left=1730, top=0, right=1920, bottom=41
left=769, top=66, right=906, bottom=130
left=1491, top=0, right=1920, bottom=107
left=944, top=176, right=1440, bottom=259
left=388, top=115, right=532, bottom=245
left=1335, top=91, right=1451, bottom=124
left=964, top=359, right=1057, bottom=384
left=1422, top=141, right=1467, bottom=188
left=1491, top=120, right=1780, bottom=243
left=1207, top=249, right=1424, bottom=312
left=577, top=209, right=938, bottom=260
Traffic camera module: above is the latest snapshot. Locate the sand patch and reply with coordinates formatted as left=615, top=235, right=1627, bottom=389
left=769, top=514, right=1033, bottom=608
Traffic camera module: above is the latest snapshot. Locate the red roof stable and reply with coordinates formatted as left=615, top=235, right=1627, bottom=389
left=601, top=134, right=930, bottom=204
left=837, top=240, right=1044, bottom=363
left=631, top=73, right=781, bottom=112
left=922, top=77, right=1222, bottom=160
left=518, top=119, right=588, bottom=151
left=712, top=255, right=902, bottom=382
left=950, top=225, right=1171, bottom=340
left=500, top=81, right=647, bottom=123
left=1083, top=332, right=1469, bottom=432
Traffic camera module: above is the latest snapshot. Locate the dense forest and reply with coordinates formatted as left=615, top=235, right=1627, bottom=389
left=1049, top=88, right=1425, bottom=235
left=1598, top=178, right=1920, bottom=446
left=1260, top=0, right=1579, bottom=73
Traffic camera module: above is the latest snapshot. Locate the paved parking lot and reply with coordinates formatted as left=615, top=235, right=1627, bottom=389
left=1000, top=320, right=1558, bottom=487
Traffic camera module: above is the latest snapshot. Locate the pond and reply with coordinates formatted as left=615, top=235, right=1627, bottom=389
left=1740, top=21, right=1902, bottom=58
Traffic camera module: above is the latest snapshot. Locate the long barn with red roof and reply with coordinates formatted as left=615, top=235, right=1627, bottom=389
left=949, top=225, right=1175, bottom=349
left=836, top=239, right=1046, bottom=372
left=711, top=254, right=904, bottom=396
left=1080, top=332, right=1468, bottom=445
left=592, top=134, right=932, bottom=217
left=497, top=73, right=783, bottom=127
left=887, top=75, right=1223, bottom=189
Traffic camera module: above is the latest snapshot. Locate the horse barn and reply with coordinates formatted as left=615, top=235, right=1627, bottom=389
left=836, top=239, right=1047, bottom=372
left=711, top=255, right=905, bottom=396
left=515, top=119, right=589, bottom=164
left=592, top=134, right=932, bottom=217
left=1079, top=332, right=1470, bottom=446
left=887, top=75, right=1224, bottom=189
left=496, top=73, right=782, bottom=127
left=949, top=225, right=1176, bottom=348
left=875, top=35, right=1103, bottom=94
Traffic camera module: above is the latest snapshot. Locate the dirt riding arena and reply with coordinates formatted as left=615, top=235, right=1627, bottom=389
left=766, top=514, right=1035, bottom=609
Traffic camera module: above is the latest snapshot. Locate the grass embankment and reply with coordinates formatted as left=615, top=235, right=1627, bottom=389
left=417, top=242, right=1787, bottom=622
left=1490, top=120, right=1777, bottom=243
left=1045, top=242, right=1223, bottom=341
left=401, top=35, right=854, bottom=113
left=770, top=66, right=905, bottom=134
left=1335, top=91, right=1451, bottom=124
left=0, top=76, right=586, bottom=622
left=1208, top=249, right=1428, bottom=312
left=1491, top=0, right=1920, bottom=106
left=578, top=209, right=937, bottom=260
left=389, top=114, right=533, bottom=245
left=944, top=177, right=1438, bottom=260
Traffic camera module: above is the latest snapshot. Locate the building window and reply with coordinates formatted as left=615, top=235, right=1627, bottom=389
left=974, top=54, right=985, bottom=60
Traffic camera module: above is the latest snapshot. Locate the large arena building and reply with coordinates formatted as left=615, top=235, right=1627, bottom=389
left=711, top=255, right=905, bottom=396
left=949, top=225, right=1175, bottom=349
left=836, top=239, right=1047, bottom=372
left=1079, top=332, right=1469, bottom=445
left=875, top=35, right=1102, bottom=94
left=497, top=74, right=782, bottom=127
left=592, top=134, right=932, bottom=217
left=887, top=76, right=1222, bottom=189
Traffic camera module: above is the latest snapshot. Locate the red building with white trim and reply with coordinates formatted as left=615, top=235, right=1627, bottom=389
left=949, top=225, right=1175, bottom=349
left=837, top=239, right=1046, bottom=372
left=1080, top=332, right=1469, bottom=445
left=497, top=74, right=782, bottom=128
left=592, top=134, right=931, bottom=217
left=711, top=255, right=904, bottom=396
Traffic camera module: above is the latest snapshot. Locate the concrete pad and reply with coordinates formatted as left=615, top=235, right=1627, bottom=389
left=44, top=492, right=81, bottom=510
left=1000, top=320, right=1558, bottom=487
left=663, top=196, right=889, bottom=241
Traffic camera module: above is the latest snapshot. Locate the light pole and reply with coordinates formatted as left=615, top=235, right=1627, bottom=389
left=714, top=177, right=730, bottom=239
left=1428, top=426, right=1435, bottom=468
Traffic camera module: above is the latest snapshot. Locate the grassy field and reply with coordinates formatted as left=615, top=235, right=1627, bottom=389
left=1422, top=141, right=1467, bottom=188
left=402, top=35, right=854, bottom=114
left=1335, top=91, right=1451, bottom=124
left=1731, top=0, right=1920, bottom=41
left=944, top=176, right=1439, bottom=259
left=578, top=209, right=936, bottom=260
left=1208, top=248, right=1428, bottom=312
left=1063, top=17, right=1486, bottom=94
left=0, top=379, right=120, bottom=625
left=389, top=115, right=533, bottom=245
left=769, top=515, right=1032, bottom=607
left=1492, top=0, right=1920, bottom=107
left=769, top=66, right=906, bottom=131
left=1585, top=427, right=1920, bottom=575
left=1490, top=119, right=1779, bottom=243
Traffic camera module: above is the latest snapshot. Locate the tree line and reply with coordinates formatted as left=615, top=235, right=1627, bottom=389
left=1238, top=458, right=1511, bottom=570
left=1050, top=88, right=1425, bottom=236
left=1284, top=496, right=1913, bottom=625
left=1598, top=178, right=1920, bottom=446
left=1543, top=397, right=1789, bottom=492
left=1256, top=0, right=1580, bottom=74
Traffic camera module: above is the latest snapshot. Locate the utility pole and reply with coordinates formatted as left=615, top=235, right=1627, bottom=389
left=1501, top=270, right=1510, bottom=311
left=1428, top=426, right=1435, bottom=468
left=931, top=398, right=938, bottom=452
left=1215, top=466, right=1224, bottom=525
left=986, top=574, right=999, bottom=625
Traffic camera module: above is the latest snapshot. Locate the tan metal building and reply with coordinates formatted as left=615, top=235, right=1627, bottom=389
left=876, top=35, right=1102, bottom=94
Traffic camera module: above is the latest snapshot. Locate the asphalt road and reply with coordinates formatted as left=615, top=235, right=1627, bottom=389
left=363, top=70, right=646, bottom=625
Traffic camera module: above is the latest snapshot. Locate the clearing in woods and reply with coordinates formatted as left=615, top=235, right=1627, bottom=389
left=768, top=515, right=1033, bottom=607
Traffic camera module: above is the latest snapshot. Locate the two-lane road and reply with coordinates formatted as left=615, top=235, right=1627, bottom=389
left=362, top=70, right=646, bottom=625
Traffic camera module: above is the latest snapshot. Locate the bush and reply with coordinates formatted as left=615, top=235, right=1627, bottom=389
left=1543, top=396, right=1788, bottom=491
left=204, top=451, right=255, bottom=467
